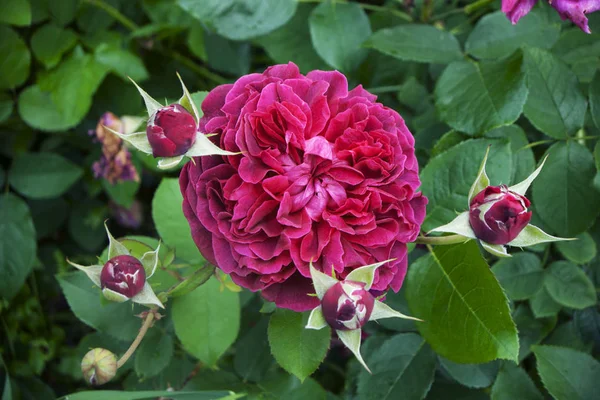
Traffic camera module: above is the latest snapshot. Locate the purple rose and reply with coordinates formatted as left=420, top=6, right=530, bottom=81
left=100, top=255, right=146, bottom=298
left=322, top=281, right=375, bottom=330
left=550, top=0, right=600, bottom=33
left=469, top=185, right=532, bottom=245
left=147, top=104, right=197, bottom=157
left=502, top=0, right=538, bottom=24
left=180, top=63, right=426, bottom=311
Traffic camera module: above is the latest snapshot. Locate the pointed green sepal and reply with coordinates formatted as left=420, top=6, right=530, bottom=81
left=370, top=300, right=423, bottom=322
left=184, top=132, right=240, bottom=158
left=67, top=260, right=102, bottom=287
left=120, top=116, right=145, bottom=135
left=508, top=155, right=548, bottom=196
left=102, top=287, right=129, bottom=303
left=131, top=282, right=165, bottom=308
left=345, top=259, right=395, bottom=290
left=481, top=241, right=510, bottom=257
left=176, top=72, right=201, bottom=123
left=129, top=77, right=163, bottom=117
left=309, top=262, right=339, bottom=300
left=140, top=242, right=160, bottom=278
left=468, top=146, right=490, bottom=204
left=103, top=126, right=152, bottom=154
left=428, top=211, right=476, bottom=239
left=337, top=329, right=371, bottom=373
left=306, top=306, right=328, bottom=330
left=105, top=222, right=130, bottom=259
left=157, top=155, right=184, bottom=170
left=508, top=224, right=575, bottom=247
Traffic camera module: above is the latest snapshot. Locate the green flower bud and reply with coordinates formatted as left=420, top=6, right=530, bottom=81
left=81, top=348, right=117, bottom=385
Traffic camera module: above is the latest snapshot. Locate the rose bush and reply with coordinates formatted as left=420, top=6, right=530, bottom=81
left=180, top=63, right=426, bottom=311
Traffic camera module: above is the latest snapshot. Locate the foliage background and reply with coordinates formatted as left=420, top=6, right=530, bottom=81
left=1, top=0, right=600, bottom=399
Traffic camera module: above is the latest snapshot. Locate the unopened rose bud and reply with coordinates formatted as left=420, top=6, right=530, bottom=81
left=469, top=185, right=532, bottom=245
left=81, top=348, right=117, bottom=385
left=101, top=255, right=146, bottom=299
left=146, top=104, right=196, bottom=157
left=322, top=281, right=375, bottom=331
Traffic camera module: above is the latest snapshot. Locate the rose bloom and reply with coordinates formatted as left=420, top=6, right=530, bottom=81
left=180, top=63, right=426, bottom=311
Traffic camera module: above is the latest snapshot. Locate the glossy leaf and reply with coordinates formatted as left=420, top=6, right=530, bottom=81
left=492, top=252, right=543, bottom=301
left=405, top=241, right=519, bottom=363
left=0, top=26, right=31, bottom=90
left=544, top=261, right=596, bottom=309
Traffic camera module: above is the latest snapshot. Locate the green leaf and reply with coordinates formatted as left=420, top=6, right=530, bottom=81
left=18, top=51, right=108, bottom=131
left=0, top=194, right=36, bottom=300
left=47, top=0, right=78, bottom=26
left=134, top=329, right=174, bottom=379
left=484, top=125, right=535, bottom=184
left=268, top=309, right=331, bottom=381
left=523, top=48, right=587, bottom=139
left=405, top=241, right=519, bottom=363
left=533, top=345, right=600, bottom=400
left=0, top=26, right=31, bottom=90
left=490, top=363, right=543, bottom=400
left=529, top=286, right=562, bottom=319
left=57, top=390, right=239, bottom=400
left=257, top=3, right=328, bottom=74
left=187, top=23, right=206, bottom=61
left=178, top=0, right=297, bottom=41
left=357, top=333, right=436, bottom=400
left=544, top=261, right=596, bottom=309
left=30, top=198, right=68, bottom=239
left=0, top=0, right=32, bottom=26
left=552, top=28, right=600, bottom=66
left=513, top=304, right=556, bottom=362
left=435, top=53, right=527, bottom=135
left=590, top=72, right=600, bottom=130
left=102, top=178, right=140, bottom=209
left=204, top=30, right=250, bottom=76
left=439, top=357, right=499, bottom=389
left=68, top=200, right=107, bottom=252
left=365, top=24, right=462, bottom=64
left=56, top=272, right=141, bottom=341
left=420, top=139, right=512, bottom=232
left=234, top=317, right=273, bottom=382
left=172, top=278, right=240, bottom=366
left=31, top=24, right=77, bottom=69
left=9, top=152, right=82, bottom=199
left=0, top=93, right=13, bottom=124
left=532, top=142, right=600, bottom=236
left=309, top=1, right=371, bottom=72
left=152, top=178, right=204, bottom=264
left=465, top=10, right=559, bottom=60
left=555, top=232, right=597, bottom=265
left=492, top=252, right=543, bottom=301
left=95, top=43, right=149, bottom=82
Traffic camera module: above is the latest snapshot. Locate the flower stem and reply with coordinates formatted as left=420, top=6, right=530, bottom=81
left=83, top=0, right=139, bottom=31
left=116, top=310, right=155, bottom=368
left=414, top=234, right=469, bottom=245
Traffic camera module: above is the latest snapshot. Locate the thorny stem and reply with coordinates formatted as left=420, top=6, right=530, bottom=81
left=116, top=310, right=155, bottom=368
left=414, top=234, right=469, bottom=245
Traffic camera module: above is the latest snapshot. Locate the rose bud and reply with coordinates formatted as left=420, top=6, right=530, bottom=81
left=146, top=104, right=196, bottom=157
left=81, top=348, right=117, bottom=385
left=469, top=185, right=532, bottom=245
left=322, top=281, right=375, bottom=331
left=101, top=255, right=146, bottom=299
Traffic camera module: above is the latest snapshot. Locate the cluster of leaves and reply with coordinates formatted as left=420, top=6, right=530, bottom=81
left=1, top=0, right=600, bottom=399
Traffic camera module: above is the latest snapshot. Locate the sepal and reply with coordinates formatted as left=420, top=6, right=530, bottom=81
left=508, top=155, right=548, bottom=196
left=129, top=77, right=163, bottom=117
left=67, top=260, right=102, bottom=287
left=184, top=132, right=239, bottom=157
left=176, top=72, right=201, bottom=123
left=105, top=222, right=130, bottom=259
left=337, top=329, right=371, bottom=373
left=102, top=287, right=129, bottom=303
left=370, top=300, right=423, bottom=322
left=468, top=146, right=490, bottom=204
left=157, top=156, right=184, bottom=170
left=508, top=224, right=575, bottom=247
left=481, top=242, right=510, bottom=257
left=140, top=242, right=160, bottom=278
left=131, top=282, right=165, bottom=308
left=103, top=127, right=152, bottom=154
left=306, top=306, right=328, bottom=330
left=344, top=259, right=395, bottom=290
left=428, top=211, right=476, bottom=239
left=309, top=262, right=339, bottom=300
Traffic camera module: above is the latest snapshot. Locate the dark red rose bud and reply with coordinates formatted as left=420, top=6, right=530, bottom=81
left=100, top=255, right=146, bottom=298
left=322, top=281, right=375, bottom=331
left=146, top=104, right=196, bottom=157
left=469, top=185, right=532, bottom=245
